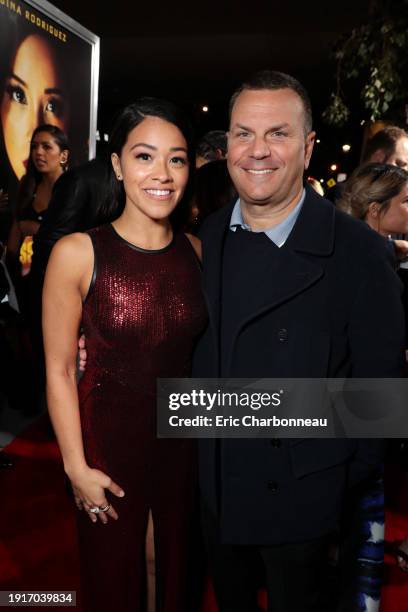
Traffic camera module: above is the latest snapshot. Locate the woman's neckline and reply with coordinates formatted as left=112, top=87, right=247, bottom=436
left=109, top=223, right=175, bottom=254
left=31, top=198, right=48, bottom=216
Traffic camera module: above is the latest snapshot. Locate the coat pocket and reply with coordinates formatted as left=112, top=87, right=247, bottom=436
left=289, top=438, right=355, bottom=479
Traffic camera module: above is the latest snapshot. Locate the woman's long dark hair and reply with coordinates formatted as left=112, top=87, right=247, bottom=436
left=101, top=98, right=195, bottom=228
left=17, top=124, right=69, bottom=217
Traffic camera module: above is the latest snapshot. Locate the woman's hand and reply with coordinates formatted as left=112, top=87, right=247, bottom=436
left=68, top=465, right=125, bottom=524
left=78, top=334, right=87, bottom=371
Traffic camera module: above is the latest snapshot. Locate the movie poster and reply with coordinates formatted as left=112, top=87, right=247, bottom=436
left=0, top=0, right=99, bottom=266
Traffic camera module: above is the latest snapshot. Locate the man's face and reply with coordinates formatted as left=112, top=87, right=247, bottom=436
left=227, top=88, right=315, bottom=209
left=386, top=137, right=408, bottom=170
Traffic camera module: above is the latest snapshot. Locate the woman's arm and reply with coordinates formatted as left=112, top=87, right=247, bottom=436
left=43, top=233, right=90, bottom=473
left=43, top=234, right=124, bottom=523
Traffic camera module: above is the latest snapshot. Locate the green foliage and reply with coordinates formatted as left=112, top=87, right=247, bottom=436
left=323, top=1, right=408, bottom=127
left=322, top=94, right=350, bottom=126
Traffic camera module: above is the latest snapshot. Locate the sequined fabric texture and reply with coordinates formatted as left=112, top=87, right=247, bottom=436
left=76, top=224, right=207, bottom=612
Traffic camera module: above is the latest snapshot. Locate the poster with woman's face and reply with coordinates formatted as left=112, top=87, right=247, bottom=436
left=0, top=0, right=99, bottom=196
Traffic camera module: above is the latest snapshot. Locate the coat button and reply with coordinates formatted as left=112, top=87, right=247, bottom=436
left=267, top=481, right=278, bottom=493
left=270, top=438, right=281, bottom=448
left=277, top=328, right=288, bottom=342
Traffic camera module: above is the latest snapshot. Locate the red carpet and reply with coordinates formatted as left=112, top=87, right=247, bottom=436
left=0, top=414, right=219, bottom=611
left=0, top=416, right=80, bottom=608
left=1, top=416, right=407, bottom=611
left=381, top=463, right=408, bottom=612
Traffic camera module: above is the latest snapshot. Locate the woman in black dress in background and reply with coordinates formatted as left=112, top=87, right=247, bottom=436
left=43, top=99, right=207, bottom=612
left=6, top=124, right=69, bottom=301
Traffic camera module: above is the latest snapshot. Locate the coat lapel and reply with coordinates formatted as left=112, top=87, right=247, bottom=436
left=200, top=187, right=336, bottom=371
left=232, top=187, right=336, bottom=335
left=236, top=247, right=324, bottom=330
left=285, top=186, right=335, bottom=257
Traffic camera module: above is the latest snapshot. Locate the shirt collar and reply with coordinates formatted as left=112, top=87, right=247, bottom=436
left=229, top=189, right=306, bottom=247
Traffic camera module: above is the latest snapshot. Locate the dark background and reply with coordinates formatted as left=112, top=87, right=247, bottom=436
left=51, top=0, right=378, bottom=182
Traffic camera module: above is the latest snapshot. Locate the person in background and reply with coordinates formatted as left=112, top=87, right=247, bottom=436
left=6, top=124, right=69, bottom=301
left=0, top=13, right=72, bottom=237
left=5, top=124, right=68, bottom=414
left=0, top=8, right=89, bottom=253
left=338, top=163, right=408, bottom=238
left=327, top=126, right=408, bottom=205
left=187, top=159, right=237, bottom=233
left=362, top=127, right=408, bottom=170
left=338, top=161, right=408, bottom=348
left=196, top=130, right=227, bottom=168
left=336, top=162, right=408, bottom=610
left=31, top=158, right=110, bottom=280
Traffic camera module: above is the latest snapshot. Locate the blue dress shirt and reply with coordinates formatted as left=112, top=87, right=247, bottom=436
left=229, top=189, right=306, bottom=247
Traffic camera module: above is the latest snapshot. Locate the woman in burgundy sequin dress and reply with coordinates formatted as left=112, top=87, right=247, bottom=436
left=43, top=99, right=207, bottom=612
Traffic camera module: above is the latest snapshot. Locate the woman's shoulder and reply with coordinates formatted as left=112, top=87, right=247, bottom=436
left=44, top=231, right=95, bottom=291
left=49, top=232, right=93, bottom=266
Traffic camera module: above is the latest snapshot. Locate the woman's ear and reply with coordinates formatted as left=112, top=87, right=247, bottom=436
left=60, top=149, right=69, bottom=167
left=368, top=201, right=380, bottom=217
left=111, top=153, right=123, bottom=180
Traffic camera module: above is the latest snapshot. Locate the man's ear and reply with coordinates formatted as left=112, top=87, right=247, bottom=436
left=225, top=131, right=230, bottom=158
left=111, top=153, right=123, bottom=180
left=369, top=149, right=387, bottom=164
left=304, top=131, right=316, bottom=170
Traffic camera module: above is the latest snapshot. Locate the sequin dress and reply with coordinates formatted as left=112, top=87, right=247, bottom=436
left=76, top=224, right=207, bottom=612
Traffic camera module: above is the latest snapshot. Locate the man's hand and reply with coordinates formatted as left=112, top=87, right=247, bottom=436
left=78, top=334, right=87, bottom=371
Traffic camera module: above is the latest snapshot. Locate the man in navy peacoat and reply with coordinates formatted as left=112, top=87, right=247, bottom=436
left=193, top=70, right=406, bottom=612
